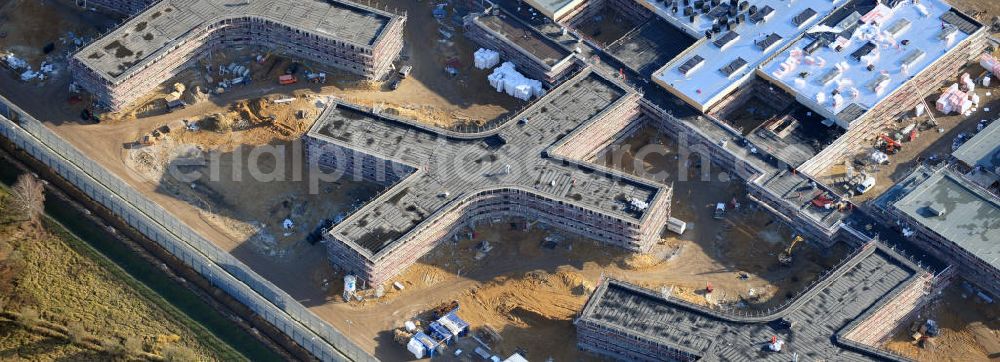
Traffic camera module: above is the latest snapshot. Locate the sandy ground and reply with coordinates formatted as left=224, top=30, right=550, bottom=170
left=885, top=281, right=1000, bottom=361
left=0, top=0, right=119, bottom=67
left=323, top=125, right=852, bottom=360
left=99, top=0, right=523, bottom=129
left=0, top=0, right=993, bottom=361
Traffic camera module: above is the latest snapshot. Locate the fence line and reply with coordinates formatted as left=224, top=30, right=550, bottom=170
left=0, top=98, right=374, bottom=362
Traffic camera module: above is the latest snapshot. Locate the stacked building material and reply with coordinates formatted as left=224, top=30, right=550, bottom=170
left=487, top=62, right=544, bottom=100
left=981, top=54, right=1000, bottom=75
left=935, top=83, right=971, bottom=115
left=473, top=48, right=500, bottom=69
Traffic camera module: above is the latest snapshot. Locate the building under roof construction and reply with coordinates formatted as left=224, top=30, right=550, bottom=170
left=761, top=0, right=979, bottom=129
left=70, top=0, right=406, bottom=111
left=645, top=0, right=843, bottom=112
left=875, top=166, right=1000, bottom=296
left=306, top=69, right=673, bottom=284
left=953, top=119, right=1000, bottom=175
left=464, top=7, right=578, bottom=83
left=577, top=243, right=936, bottom=361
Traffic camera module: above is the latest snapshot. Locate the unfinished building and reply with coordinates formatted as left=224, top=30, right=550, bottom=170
left=464, top=7, right=578, bottom=84
left=516, top=0, right=651, bottom=27
left=70, top=0, right=406, bottom=111
left=577, top=242, right=939, bottom=361
left=952, top=119, right=1000, bottom=192
left=305, top=69, right=673, bottom=285
left=874, top=166, right=1000, bottom=297
left=649, top=0, right=845, bottom=112
left=761, top=0, right=987, bottom=175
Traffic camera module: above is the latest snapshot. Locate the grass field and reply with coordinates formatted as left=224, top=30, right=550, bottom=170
left=0, top=185, right=243, bottom=361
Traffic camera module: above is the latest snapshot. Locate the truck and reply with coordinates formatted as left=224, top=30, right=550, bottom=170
left=278, top=74, right=297, bottom=85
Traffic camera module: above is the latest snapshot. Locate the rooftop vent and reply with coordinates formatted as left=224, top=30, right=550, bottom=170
left=720, top=57, right=748, bottom=76
left=679, top=55, right=705, bottom=75
left=793, top=8, right=817, bottom=27
left=749, top=5, right=774, bottom=23
left=756, top=33, right=782, bottom=51
left=713, top=31, right=740, bottom=49
left=925, top=205, right=946, bottom=217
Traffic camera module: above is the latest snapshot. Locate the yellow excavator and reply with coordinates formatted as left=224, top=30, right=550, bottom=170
left=778, top=235, right=803, bottom=265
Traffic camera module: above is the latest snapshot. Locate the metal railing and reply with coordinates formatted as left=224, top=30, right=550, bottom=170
left=0, top=97, right=374, bottom=361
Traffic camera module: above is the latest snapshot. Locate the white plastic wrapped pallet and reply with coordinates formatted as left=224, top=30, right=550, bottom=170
left=473, top=48, right=500, bottom=70
left=487, top=62, right=544, bottom=101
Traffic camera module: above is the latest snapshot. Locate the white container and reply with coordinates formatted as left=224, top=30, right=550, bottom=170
left=667, top=217, right=687, bottom=235
left=344, top=275, right=357, bottom=294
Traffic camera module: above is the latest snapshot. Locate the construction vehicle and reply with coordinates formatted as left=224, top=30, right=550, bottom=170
left=713, top=203, right=726, bottom=219
left=778, top=235, right=804, bottom=265
left=878, top=133, right=902, bottom=154
left=278, top=74, right=297, bottom=85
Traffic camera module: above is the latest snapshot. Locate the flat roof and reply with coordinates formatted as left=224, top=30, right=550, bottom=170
left=312, top=70, right=665, bottom=256
left=953, top=120, right=1000, bottom=171
left=758, top=168, right=848, bottom=228
left=75, top=0, right=397, bottom=82
left=474, top=11, right=573, bottom=67
left=579, top=248, right=915, bottom=360
left=762, top=0, right=980, bottom=127
left=521, top=0, right=586, bottom=20
left=606, top=18, right=697, bottom=77
left=893, top=169, right=1000, bottom=270
left=649, top=0, right=841, bottom=110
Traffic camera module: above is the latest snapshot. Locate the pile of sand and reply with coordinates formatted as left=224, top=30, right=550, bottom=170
left=622, top=253, right=661, bottom=270
left=557, top=269, right=594, bottom=296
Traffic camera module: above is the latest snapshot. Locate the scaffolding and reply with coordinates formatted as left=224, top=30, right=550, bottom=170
left=71, top=0, right=406, bottom=111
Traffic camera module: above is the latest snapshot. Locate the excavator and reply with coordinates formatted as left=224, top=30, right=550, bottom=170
left=778, top=235, right=804, bottom=265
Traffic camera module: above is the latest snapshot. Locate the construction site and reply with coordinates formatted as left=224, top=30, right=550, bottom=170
left=0, top=0, right=998, bottom=360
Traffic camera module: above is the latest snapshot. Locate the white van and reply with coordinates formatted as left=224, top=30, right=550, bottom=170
left=856, top=176, right=876, bottom=194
